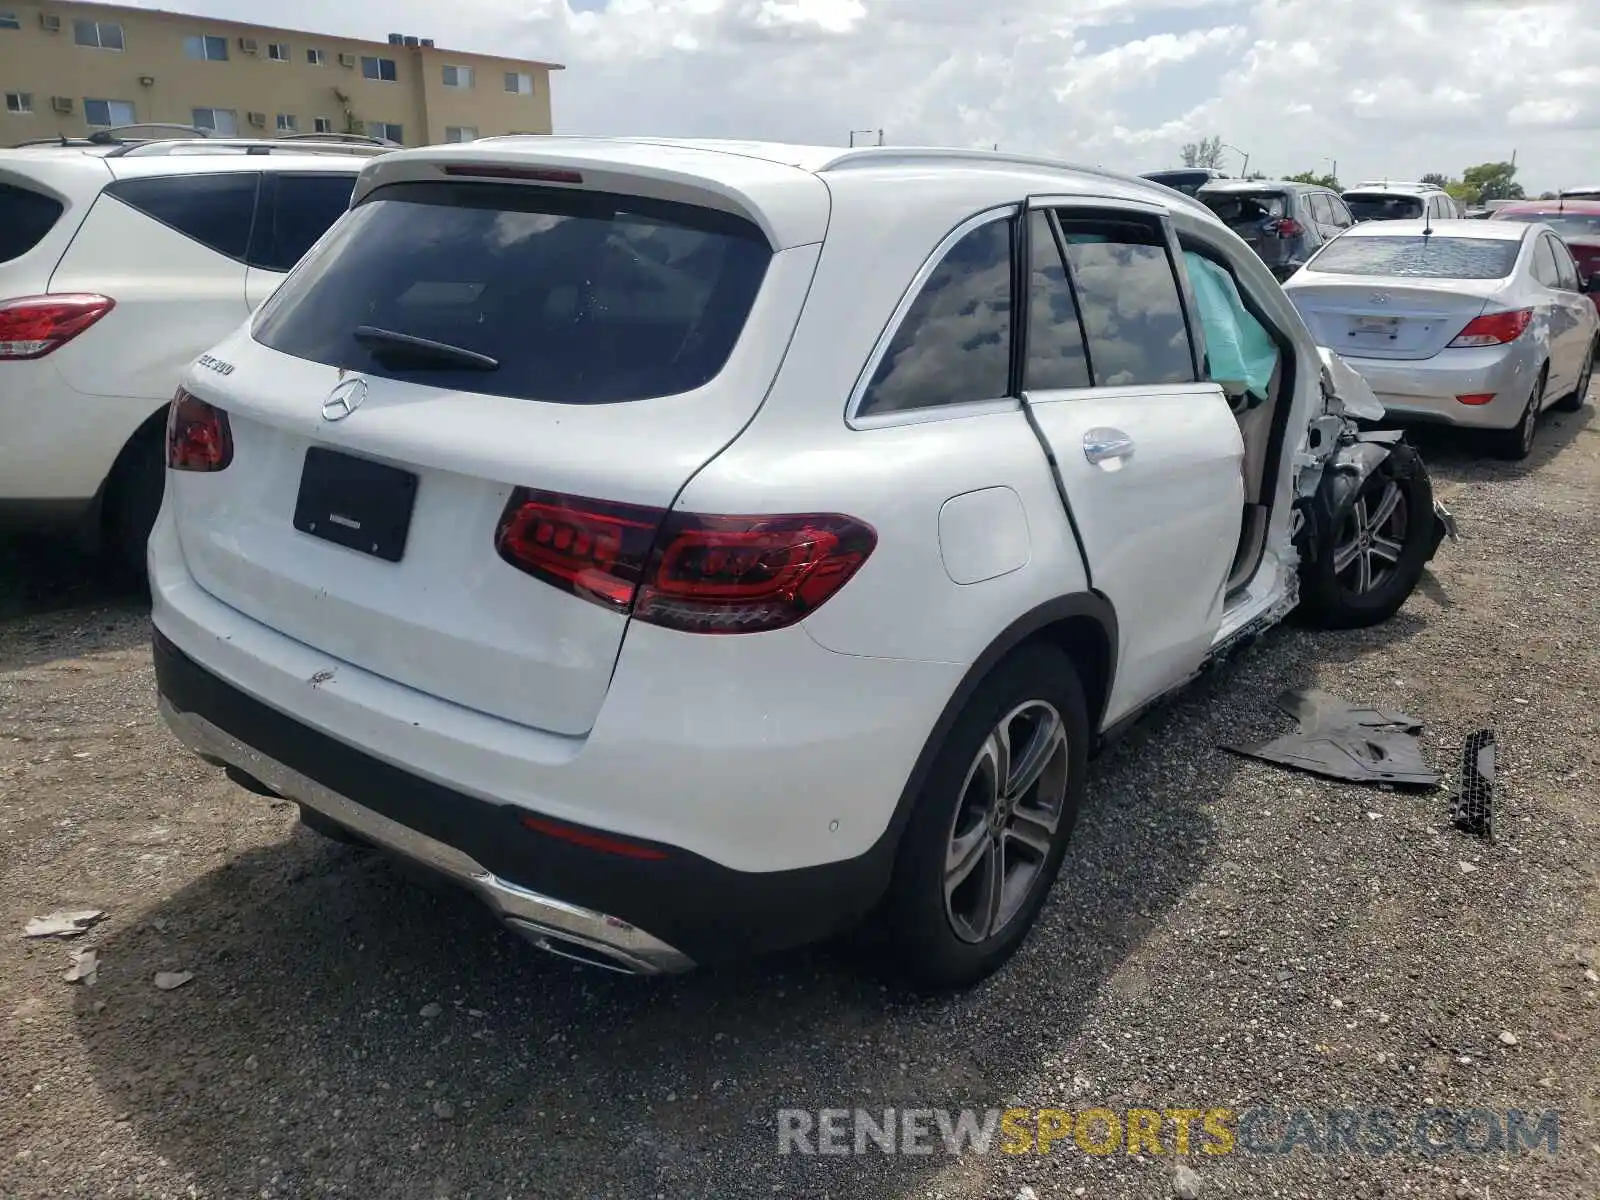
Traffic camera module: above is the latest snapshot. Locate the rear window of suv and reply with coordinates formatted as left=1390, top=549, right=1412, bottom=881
left=1307, top=235, right=1520, bottom=279
left=252, top=181, right=773, bottom=404
left=0, top=182, right=65, bottom=263
left=1344, top=193, right=1425, bottom=221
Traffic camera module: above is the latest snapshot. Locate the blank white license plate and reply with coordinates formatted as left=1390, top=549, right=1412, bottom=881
left=1354, top=315, right=1400, bottom=335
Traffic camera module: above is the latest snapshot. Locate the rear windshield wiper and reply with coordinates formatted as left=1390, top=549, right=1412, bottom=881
left=352, top=325, right=499, bottom=372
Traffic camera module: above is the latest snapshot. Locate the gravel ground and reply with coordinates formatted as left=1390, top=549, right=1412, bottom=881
left=2, top=400, right=1598, bottom=1199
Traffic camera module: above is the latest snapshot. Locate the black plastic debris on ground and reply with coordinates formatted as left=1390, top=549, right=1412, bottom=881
left=1450, top=728, right=1496, bottom=841
left=1224, top=687, right=1440, bottom=789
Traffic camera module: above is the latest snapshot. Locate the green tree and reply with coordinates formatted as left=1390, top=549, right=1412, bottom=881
left=1420, top=172, right=1451, bottom=188
left=1461, top=161, right=1524, bottom=204
left=1286, top=170, right=1340, bottom=190
left=1181, top=135, right=1226, bottom=170
left=1445, top=181, right=1476, bottom=206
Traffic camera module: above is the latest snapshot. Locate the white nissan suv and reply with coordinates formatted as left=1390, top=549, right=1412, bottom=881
left=0, top=134, right=379, bottom=569
left=150, top=138, right=1452, bottom=988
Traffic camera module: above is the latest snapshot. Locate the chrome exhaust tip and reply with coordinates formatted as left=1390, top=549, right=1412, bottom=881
left=504, top=918, right=660, bottom=976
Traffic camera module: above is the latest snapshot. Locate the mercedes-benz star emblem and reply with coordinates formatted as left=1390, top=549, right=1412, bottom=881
left=321, top=377, right=368, bottom=422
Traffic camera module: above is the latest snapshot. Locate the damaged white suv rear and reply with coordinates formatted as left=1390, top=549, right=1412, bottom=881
left=150, top=139, right=1452, bottom=988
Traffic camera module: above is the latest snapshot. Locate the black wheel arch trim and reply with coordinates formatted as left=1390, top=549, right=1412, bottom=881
left=865, top=590, right=1119, bottom=866
left=1295, top=430, right=1446, bottom=570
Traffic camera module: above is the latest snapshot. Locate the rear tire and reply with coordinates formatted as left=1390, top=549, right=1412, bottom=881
left=1489, top=370, right=1545, bottom=461
left=103, top=423, right=166, bottom=583
left=876, top=646, right=1089, bottom=991
left=1552, top=339, right=1595, bottom=413
left=1299, top=454, right=1434, bottom=630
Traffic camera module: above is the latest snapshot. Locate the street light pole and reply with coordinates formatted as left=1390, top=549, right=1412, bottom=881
left=1222, top=142, right=1249, bottom=177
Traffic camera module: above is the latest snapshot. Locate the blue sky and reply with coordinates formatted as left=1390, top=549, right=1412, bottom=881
left=127, top=0, right=1600, bottom=193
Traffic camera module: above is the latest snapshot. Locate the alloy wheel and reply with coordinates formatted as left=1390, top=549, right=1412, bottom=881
left=1519, top=380, right=1541, bottom=454
left=943, top=701, right=1070, bottom=944
left=1332, top=478, right=1409, bottom=595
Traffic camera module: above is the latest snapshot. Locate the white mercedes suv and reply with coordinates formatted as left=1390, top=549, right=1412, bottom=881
left=0, top=133, right=380, bottom=570
left=150, top=138, right=1452, bottom=988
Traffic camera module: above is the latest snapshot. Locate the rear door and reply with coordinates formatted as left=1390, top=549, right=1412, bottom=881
left=244, top=171, right=358, bottom=309
left=169, top=175, right=823, bottom=737
left=47, top=169, right=257, bottom=402
left=1019, top=199, right=1243, bottom=723
left=1538, top=233, right=1591, bottom=393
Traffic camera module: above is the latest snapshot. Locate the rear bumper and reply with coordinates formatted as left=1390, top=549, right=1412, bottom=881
left=153, top=628, right=899, bottom=968
left=1342, top=343, right=1540, bottom=430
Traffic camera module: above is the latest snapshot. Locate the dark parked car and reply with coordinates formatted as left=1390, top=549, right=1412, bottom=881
left=1139, top=167, right=1229, bottom=197
left=1196, top=180, right=1355, bottom=281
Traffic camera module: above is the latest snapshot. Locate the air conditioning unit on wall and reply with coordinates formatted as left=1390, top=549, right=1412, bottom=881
left=247, top=111, right=266, bottom=127
left=238, top=37, right=258, bottom=54
left=338, top=52, right=357, bottom=67
left=51, top=96, right=74, bottom=113
left=39, top=13, right=61, bottom=31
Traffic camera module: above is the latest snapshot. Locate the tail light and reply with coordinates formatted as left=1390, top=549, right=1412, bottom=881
left=166, top=387, right=234, bottom=472
left=1449, top=308, right=1532, bottom=348
left=1454, top=393, right=1496, bottom=406
left=1273, top=218, right=1304, bottom=238
left=0, top=294, right=115, bottom=359
left=495, top=488, right=877, bottom=634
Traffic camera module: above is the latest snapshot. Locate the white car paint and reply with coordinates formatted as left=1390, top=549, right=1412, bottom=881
left=149, top=137, right=1418, bottom=974
left=0, top=145, right=366, bottom=535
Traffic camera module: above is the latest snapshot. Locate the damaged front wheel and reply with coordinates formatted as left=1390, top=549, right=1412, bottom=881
left=1298, top=452, right=1435, bottom=630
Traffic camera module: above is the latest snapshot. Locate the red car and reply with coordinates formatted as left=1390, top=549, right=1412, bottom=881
left=1491, top=199, right=1600, bottom=312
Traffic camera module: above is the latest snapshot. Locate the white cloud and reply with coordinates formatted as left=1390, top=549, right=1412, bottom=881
left=163, top=0, right=1600, bottom=192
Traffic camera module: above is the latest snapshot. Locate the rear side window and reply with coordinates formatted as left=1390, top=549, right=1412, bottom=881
left=1307, top=235, right=1521, bottom=280
left=106, top=173, right=259, bottom=261
left=0, top=182, right=64, bottom=263
left=1024, top=211, right=1090, bottom=391
left=247, top=173, right=354, bottom=272
left=857, top=216, right=1013, bottom=417
left=253, top=181, right=772, bottom=405
left=1201, top=191, right=1288, bottom=226
left=1053, top=214, right=1196, bottom=387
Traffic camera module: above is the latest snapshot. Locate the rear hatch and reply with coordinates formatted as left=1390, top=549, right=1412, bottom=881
left=169, top=160, right=827, bottom=736
left=1198, top=189, right=1294, bottom=267
left=1288, top=233, right=1520, bottom=360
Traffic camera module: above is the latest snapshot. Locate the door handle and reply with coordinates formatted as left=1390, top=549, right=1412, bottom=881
left=1083, top=427, right=1135, bottom=466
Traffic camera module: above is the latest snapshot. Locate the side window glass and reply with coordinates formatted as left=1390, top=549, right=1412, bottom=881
left=1307, top=195, right=1330, bottom=227
left=106, top=173, right=258, bottom=261
left=1331, top=197, right=1353, bottom=228
left=1532, top=237, right=1562, bottom=287
left=857, top=217, right=1013, bottom=417
left=1549, top=237, right=1580, bottom=290
left=249, top=173, right=355, bottom=272
left=1053, top=214, right=1196, bottom=387
left=1023, top=211, right=1090, bottom=390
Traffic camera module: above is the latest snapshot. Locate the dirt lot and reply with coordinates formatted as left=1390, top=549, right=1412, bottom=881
left=2, top=404, right=1598, bottom=1199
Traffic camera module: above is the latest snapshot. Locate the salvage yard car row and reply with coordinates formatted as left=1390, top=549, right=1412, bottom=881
left=13, top=130, right=1598, bottom=989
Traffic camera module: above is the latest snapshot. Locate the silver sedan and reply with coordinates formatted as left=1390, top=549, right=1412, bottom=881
left=1283, top=219, right=1599, bottom=459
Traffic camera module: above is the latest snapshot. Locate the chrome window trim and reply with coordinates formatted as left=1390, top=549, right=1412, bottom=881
left=844, top=204, right=1018, bottom=429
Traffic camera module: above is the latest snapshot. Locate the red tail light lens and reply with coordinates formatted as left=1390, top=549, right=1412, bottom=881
left=166, top=388, right=234, bottom=472
left=1274, top=218, right=1304, bottom=238
left=1454, top=393, right=1496, bottom=406
left=0, top=293, right=115, bottom=359
left=495, top=489, right=877, bottom=634
left=1448, top=308, right=1532, bottom=348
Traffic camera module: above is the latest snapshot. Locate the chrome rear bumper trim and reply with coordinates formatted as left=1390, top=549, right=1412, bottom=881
left=158, top=699, right=696, bottom=976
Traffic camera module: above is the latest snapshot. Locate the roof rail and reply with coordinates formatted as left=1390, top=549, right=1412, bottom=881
left=10, top=135, right=102, bottom=148
left=87, top=122, right=214, bottom=145
left=106, top=134, right=397, bottom=159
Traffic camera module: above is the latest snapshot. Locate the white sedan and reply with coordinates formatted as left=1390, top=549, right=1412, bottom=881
left=1284, top=219, right=1599, bottom=459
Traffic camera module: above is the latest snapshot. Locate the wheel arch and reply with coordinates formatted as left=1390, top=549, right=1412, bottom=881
left=860, top=591, right=1118, bottom=880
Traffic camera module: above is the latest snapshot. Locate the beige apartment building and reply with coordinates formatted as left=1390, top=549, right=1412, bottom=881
left=0, top=1, right=562, bottom=146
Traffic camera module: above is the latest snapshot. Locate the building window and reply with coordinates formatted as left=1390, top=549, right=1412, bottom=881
left=276, top=113, right=297, bottom=132
left=0, top=12, right=20, bottom=30
left=183, top=34, right=229, bottom=61
left=74, top=19, right=124, bottom=50
left=192, top=107, right=238, bottom=136
left=360, top=56, right=397, bottom=82
left=307, top=48, right=325, bottom=65
left=5, top=91, right=32, bottom=114
left=445, top=125, right=477, bottom=142
left=267, top=42, right=289, bottom=61
left=84, top=99, right=136, bottom=127
left=504, top=72, right=534, bottom=95
left=366, top=121, right=403, bottom=143
left=442, top=65, right=474, bottom=88
left=313, top=116, right=333, bottom=133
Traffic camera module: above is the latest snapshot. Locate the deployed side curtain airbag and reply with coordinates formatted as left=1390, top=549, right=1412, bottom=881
left=1183, top=251, right=1279, bottom=402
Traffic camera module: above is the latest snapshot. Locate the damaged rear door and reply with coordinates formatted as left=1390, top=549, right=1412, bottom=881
left=1018, top=198, right=1244, bottom=725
